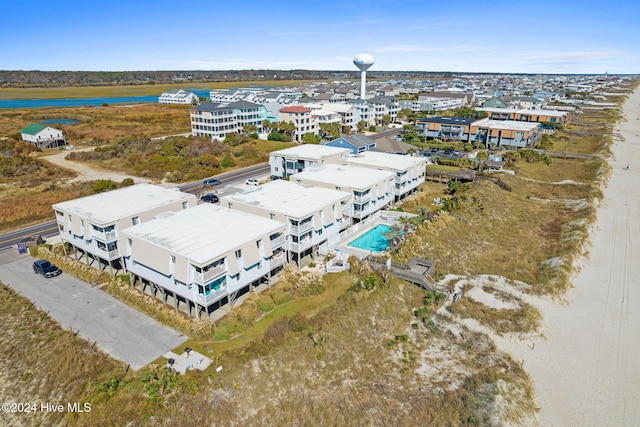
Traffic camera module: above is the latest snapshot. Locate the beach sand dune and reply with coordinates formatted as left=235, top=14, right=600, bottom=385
left=497, top=87, right=640, bottom=426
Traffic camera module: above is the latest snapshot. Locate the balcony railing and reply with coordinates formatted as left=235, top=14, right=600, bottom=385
left=289, top=238, right=314, bottom=252
left=96, top=247, right=120, bottom=260
left=353, top=193, right=371, bottom=203
left=270, top=234, right=285, bottom=248
left=270, top=253, right=286, bottom=268
left=92, top=229, right=117, bottom=241
left=192, top=264, right=226, bottom=284
left=195, top=288, right=226, bottom=305
left=290, top=221, right=313, bottom=235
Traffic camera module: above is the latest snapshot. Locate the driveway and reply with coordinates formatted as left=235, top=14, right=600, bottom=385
left=0, top=251, right=186, bottom=370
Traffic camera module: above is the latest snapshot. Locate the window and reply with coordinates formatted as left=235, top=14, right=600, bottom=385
left=335, top=186, right=341, bottom=191
left=182, top=201, right=189, bottom=209
left=132, top=216, right=140, bottom=225
left=171, top=255, right=176, bottom=263
left=235, top=249, right=242, bottom=258
left=269, top=213, right=275, bottom=220
left=228, top=203, right=233, bottom=209
left=257, top=239, right=262, bottom=249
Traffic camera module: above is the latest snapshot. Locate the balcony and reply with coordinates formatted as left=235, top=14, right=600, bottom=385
left=96, top=247, right=120, bottom=260
left=195, top=288, right=226, bottom=305
left=92, top=229, right=117, bottom=241
left=270, top=234, right=285, bottom=249
left=270, top=252, right=286, bottom=268
left=289, top=237, right=314, bottom=253
left=290, top=221, right=313, bottom=235
left=353, top=192, right=371, bottom=203
left=192, top=264, right=226, bottom=284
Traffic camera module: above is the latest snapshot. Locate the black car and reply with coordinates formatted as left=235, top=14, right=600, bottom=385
left=33, top=259, right=62, bottom=278
left=203, top=178, right=221, bottom=186
left=200, top=193, right=219, bottom=203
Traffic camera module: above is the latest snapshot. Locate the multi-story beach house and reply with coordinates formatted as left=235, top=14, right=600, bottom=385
left=470, top=118, right=541, bottom=148
left=290, top=163, right=395, bottom=222
left=339, top=151, right=427, bottom=201
left=269, top=144, right=351, bottom=179
left=158, top=89, right=199, bottom=105
left=220, top=180, right=351, bottom=267
left=52, top=184, right=197, bottom=274
left=278, top=106, right=319, bottom=142
left=190, top=100, right=267, bottom=140
left=122, top=204, right=287, bottom=318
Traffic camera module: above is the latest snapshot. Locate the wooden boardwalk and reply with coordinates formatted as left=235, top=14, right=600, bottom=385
left=367, top=256, right=445, bottom=292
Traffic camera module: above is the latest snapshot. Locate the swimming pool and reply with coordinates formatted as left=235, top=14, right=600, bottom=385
left=348, top=224, right=393, bottom=253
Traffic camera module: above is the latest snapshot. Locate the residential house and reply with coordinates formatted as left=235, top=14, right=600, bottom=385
left=190, top=100, right=267, bottom=140
left=122, top=203, right=287, bottom=318
left=290, top=163, right=395, bottom=222
left=20, top=124, right=65, bottom=149
left=269, top=144, right=351, bottom=179
left=220, top=180, right=351, bottom=266
left=340, top=151, right=427, bottom=200
left=470, top=118, right=541, bottom=148
left=278, top=106, right=319, bottom=142
left=416, top=117, right=478, bottom=142
left=158, top=89, right=199, bottom=105
left=477, top=107, right=570, bottom=126
left=52, top=184, right=197, bottom=275
left=324, top=134, right=376, bottom=154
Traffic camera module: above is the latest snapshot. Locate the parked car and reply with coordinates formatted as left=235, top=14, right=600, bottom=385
left=443, top=148, right=454, bottom=155
left=203, top=178, right=221, bottom=186
left=430, top=148, right=439, bottom=153
left=245, top=179, right=259, bottom=186
left=453, top=150, right=461, bottom=156
left=33, top=259, right=62, bottom=278
left=200, top=193, right=219, bottom=203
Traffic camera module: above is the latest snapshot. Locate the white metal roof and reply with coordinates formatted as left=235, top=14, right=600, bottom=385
left=270, top=144, right=351, bottom=160
left=473, top=119, right=541, bottom=131
left=52, top=184, right=195, bottom=226
left=291, top=164, right=394, bottom=190
left=341, top=151, right=428, bottom=172
left=220, top=180, right=351, bottom=219
left=122, top=204, right=285, bottom=265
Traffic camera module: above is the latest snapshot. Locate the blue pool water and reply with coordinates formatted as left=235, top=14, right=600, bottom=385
left=348, top=224, right=393, bottom=253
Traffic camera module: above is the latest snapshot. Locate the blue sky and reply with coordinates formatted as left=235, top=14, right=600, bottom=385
left=2, top=0, right=638, bottom=74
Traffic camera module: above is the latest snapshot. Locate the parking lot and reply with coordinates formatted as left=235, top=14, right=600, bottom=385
left=0, top=250, right=186, bottom=370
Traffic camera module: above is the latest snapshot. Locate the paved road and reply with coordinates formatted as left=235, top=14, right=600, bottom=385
left=0, top=251, right=186, bottom=370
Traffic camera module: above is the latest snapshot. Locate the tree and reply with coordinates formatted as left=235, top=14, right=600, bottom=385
left=357, top=120, right=367, bottom=132
left=319, top=123, right=341, bottom=140
left=302, top=132, right=321, bottom=144
left=242, top=124, right=258, bottom=135
left=262, top=119, right=272, bottom=133
left=382, top=114, right=391, bottom=125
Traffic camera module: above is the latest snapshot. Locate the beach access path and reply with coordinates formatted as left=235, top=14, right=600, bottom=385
left=497, top=86, right=640, bottom=426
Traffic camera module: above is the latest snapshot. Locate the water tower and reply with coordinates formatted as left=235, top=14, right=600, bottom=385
left=353, top=53, right=374, bottom=100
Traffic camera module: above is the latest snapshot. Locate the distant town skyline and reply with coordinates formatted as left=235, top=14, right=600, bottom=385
left=2, top=0, right=638, bottom=74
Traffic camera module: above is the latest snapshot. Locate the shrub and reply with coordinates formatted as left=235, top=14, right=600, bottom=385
left=256, top=295, right=275, bottom=312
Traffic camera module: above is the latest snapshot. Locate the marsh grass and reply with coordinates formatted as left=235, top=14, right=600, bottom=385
left=0, top=80, right=322, bottom=100
left=0, top=183, right=93, bottom=232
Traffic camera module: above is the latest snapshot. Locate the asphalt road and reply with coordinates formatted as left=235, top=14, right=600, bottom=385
left=0, top=250, right=186, bottom=370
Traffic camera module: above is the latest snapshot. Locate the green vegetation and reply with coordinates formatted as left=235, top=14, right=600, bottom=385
left=65, top=135, right=294, bottom=182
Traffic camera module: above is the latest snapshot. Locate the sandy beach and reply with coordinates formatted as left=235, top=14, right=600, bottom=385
left=495, top=86, right=640, bottom=426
